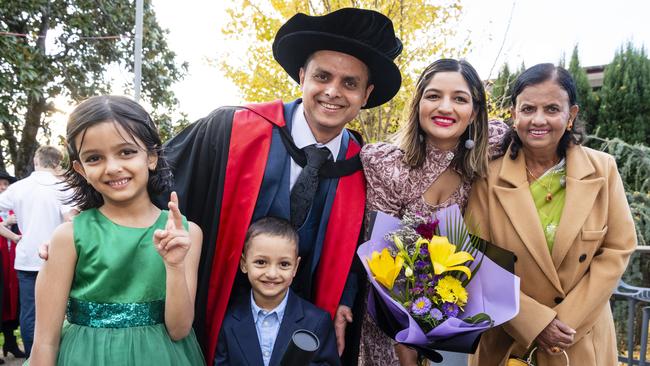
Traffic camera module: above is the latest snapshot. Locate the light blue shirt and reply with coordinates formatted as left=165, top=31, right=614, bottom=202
left=251, top=290, right=289, bottom=366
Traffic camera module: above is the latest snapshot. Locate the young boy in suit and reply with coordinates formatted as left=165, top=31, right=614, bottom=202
left=215, top=217, right=340, bottom=366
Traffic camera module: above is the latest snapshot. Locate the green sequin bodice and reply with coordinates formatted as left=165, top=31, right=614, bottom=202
left=70, top=208, right=170, bottom=303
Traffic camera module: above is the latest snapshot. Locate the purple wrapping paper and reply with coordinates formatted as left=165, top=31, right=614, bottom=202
left=358, top=206, right=520, bottom=348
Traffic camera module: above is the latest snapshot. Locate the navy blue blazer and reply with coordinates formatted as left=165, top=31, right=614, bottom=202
left=215, top=289, right=341, bottom=366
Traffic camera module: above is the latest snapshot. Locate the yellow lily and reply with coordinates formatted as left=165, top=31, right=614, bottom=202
left=367, top=248, right=404, bottom=290
left=428, top=236, right=474, bottom=279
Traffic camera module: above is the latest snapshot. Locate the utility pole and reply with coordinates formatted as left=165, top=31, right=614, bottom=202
left=134, top=0, right=144, bottom=101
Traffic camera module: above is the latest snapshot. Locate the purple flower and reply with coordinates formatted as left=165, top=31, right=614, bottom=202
left=410, top=296, right=432, bottom=316
left=410, top=286, right=424, bottom=295
left=415, top=260, right=428, bottom=270
left=430, top=308, right=443, bottom=321
left=419, top=246, right=429, bottom=255
left=429, top=275, right=441, bottom=287
left=441, top=302, right=460, bottom=318
left=418, top=273, right=429, bottom=282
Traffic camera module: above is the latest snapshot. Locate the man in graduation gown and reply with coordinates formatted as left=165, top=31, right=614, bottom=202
left=161, top=8, right=403, bottom=364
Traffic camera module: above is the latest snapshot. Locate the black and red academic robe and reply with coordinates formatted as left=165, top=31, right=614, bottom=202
left=161, top=99, right=366, bottom=363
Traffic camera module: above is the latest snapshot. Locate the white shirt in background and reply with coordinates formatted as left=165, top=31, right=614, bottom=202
left=0, top=171, right=73, bottom=271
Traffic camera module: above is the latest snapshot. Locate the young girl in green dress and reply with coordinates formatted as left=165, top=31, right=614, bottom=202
left=29, top=96, right=205, bottom=365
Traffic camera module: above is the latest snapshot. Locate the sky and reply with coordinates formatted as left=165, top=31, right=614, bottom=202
left=147, top=0, right=650, bottom=122
left=44, top=0, right=650, bottom=147
left=460, top=0, right=650, bottom=79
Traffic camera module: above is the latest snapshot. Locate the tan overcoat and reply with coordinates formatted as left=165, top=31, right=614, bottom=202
left=466, top=144, right=637, bottom=366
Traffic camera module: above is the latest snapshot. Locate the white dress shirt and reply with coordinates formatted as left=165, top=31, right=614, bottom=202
left=289, top=103, right=343, bottom=189
left=0, top=171, right=73, bottom=271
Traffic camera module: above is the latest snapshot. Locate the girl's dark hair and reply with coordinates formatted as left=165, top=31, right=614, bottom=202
left=502, top=63, right=586, bottom=159
left=243, top=217, right=299, bottom=257
left=396, top=59, right=490, bottom=180
left=64, top=95, right=172, bottom=210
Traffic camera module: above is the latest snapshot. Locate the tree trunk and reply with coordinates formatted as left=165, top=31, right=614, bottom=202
left=0, top=119, right=18, bottom=172
left=15, top=95, right=45, bottom=177
left=0, top=144, right=5, bottom=172
left=13, top=3, right=51, bottom=178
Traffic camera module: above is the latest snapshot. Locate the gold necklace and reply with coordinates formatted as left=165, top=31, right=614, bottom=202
left=526, top=165, right=557, bottom=202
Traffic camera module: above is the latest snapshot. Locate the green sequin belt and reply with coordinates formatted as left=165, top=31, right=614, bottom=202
left=67, top=298, right=164, bottom=328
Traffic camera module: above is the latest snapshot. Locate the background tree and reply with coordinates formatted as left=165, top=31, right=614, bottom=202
left=216, top=0, right=466, bottom=143
left=0, top=0, right=187, bottom=177
left=490, top=64, right=512, bottom=108
left=567, top=45, right=599, bottom=132
left=557, top=52, right=566, bottom=68
left=486, top=62, right=524, bottom=122
left=596, top=42, right=650, bottom=145
left=488, top=63, right=515, bottom=121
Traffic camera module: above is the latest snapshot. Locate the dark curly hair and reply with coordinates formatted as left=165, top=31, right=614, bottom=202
left=64, top=95, right=172, bottom=210
left=501, top=63, right=586, bottom=160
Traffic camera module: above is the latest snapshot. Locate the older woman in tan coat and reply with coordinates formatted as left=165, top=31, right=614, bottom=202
left=466, top=63, right=636, bottom=365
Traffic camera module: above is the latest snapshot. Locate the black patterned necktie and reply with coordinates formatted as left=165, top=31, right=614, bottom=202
left=290, top=145, right=331, bottom=228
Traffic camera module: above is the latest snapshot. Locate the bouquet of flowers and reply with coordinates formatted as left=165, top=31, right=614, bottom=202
left=358, top=205, right=519, bottom=359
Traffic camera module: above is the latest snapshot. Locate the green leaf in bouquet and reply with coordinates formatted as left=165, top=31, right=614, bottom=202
left=462, top=313, right=493, bottom=325
left=441, top=211, right=486, bottom=285
left=459, top=214, right=487, bottom=286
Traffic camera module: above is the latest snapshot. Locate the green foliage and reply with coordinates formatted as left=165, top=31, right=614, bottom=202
left=491, top=64, right=512, bottom=106
left=462, top=312, right=492, bottom=325
left=487, top=62, right=525, bottom=122
left=568, top=45, right=599, bottom=133
left=0, top=0, right=187, bottom=176
left=217, top=0, right=467, bottom=143
left=488, top=63, right=516, bottom=121
left=596, top=42, right=650, bottom=145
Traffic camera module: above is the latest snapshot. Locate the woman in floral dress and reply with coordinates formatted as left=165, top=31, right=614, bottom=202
left=358, top=59, right=507, bottom=366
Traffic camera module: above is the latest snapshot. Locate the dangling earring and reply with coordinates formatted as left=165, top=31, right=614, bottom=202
left=464, top=122, right=475, bottom=150
left=418, top=132, right=424, bottom=143
left=567, top=119, right=573, bottom=131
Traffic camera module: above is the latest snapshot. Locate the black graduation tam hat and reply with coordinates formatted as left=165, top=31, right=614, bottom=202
left=272, top=8, right=403, bottom=109
left=0, top=168, right=16, bottom=184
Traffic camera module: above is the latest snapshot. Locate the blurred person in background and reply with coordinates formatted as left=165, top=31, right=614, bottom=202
left=0, top=147, right=73, bottom=357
